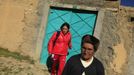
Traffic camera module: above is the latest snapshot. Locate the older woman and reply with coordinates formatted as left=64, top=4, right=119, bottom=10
left=62, top=34, right=105, bottom=75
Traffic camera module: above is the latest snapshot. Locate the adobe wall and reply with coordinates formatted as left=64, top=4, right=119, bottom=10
left=0, top=0, right=133, bottom=75
left=0, top=0, right=39, bottom=57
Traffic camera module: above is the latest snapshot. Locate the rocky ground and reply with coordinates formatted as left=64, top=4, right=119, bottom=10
left=0, top=57, right=50, bottom=75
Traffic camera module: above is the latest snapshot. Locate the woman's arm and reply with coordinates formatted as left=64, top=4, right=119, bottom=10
left=48, top=32, right=57, bottom=54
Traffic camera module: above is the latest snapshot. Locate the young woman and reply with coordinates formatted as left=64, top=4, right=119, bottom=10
left=48, top=22, right=72, bottom=75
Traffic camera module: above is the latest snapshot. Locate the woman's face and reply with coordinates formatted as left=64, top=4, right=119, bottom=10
left=81, top=43, right=94, bottom=61
left=62, top=25, right=69, bottom=35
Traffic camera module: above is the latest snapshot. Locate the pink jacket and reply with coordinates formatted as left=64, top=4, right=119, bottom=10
left=48, top=31, right=72, bottom=55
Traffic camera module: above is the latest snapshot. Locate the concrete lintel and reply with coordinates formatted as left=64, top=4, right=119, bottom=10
left=50, top=2, right=119, bottom=12
left=50, top=2, right=99, bottom=11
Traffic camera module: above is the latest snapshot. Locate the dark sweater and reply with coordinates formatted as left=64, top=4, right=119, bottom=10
left=62, top=54, right=105, bottom=75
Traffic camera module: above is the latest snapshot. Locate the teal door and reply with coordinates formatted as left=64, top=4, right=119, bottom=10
left=40, top=7, right=97, bottom=64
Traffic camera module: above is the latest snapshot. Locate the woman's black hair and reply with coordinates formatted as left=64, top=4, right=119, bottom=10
left=60, top=22, right=70, bottom=30
left=81, top=34, right=100, bottom=52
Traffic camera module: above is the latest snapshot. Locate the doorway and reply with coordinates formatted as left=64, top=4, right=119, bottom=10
left=40, top=7, right=98, bottom=64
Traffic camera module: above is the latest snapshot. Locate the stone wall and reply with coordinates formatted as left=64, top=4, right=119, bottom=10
left=118, top=7, right=134, bottom=75
left=96, top=6, right=134, bottom=75
left=97, top=10, right=120, bottom=75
